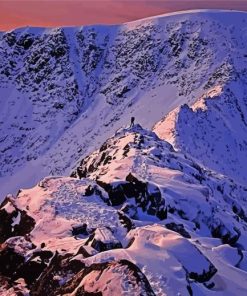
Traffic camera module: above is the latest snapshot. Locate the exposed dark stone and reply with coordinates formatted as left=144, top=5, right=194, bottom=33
left=118, top=211, right=135, bottom=232
left=53, top=102, right=64, bottom=109
left=0, top=237, right=53, bottom=286
left=76, top=246, right=94, bottom=258
left=0, top=197, right=35, bottom=243
left=211, top=224, right=241, bottom=245
left=72, top=224, right=88, bottom=236
left=95, top=173, right=167, bottom=220
left=165, top=222, right=191, bottom=238
left=232, top=203, right=247, bottom=223
left=4, top=32, right=16, bottom=46
left=16, top=260, right=48, bottom=286
left=120, top=203, right=138, bottom=219
left=33, top=258, right=155, bottom=296
left=96, top=180, right=126, bottom=206
left=85, top=227, right=122, bottom=252
left=189, top=264, right=217, bottom=283
left=17, top=35, right=34, bottom=50
left=0, top=243, right=25, bottom=277
left=30, top=252, right=85, bottom=296
left=50, top=46, right=66, bottom=58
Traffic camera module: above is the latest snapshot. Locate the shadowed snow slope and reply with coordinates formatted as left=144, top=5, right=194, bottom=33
left=153, top=77, right=247, bottom=186
left=1, top=125, right=247, bottom=295
left=1, top=10, right=247, bottom=198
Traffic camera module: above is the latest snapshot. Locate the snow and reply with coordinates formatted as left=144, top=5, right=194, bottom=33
left=1, top=123, right=247, bottom=294
left=2, top=200, right=15, bottom=214
left=70, top=124, right=247, bottom=294
left=154, top=79, right=247, bottom=185
left=1, top=9, right=247, bottom=296
left=11, top=211, right=21, bottom=227
left=2, top=10, right=247, bottom=200
left=14, top=177, right=127, bottom=252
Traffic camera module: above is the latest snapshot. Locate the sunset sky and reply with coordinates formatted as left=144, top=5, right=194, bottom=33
left=0, top=0, right=247, bottom=31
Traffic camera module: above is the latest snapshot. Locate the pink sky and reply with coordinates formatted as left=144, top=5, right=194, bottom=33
left=0, top=1, right=247, bottom=31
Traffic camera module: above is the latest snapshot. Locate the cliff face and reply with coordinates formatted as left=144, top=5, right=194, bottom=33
left=1, top=10, right=247, bottom=197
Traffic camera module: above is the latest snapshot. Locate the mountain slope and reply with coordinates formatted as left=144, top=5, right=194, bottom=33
left=1, top=10, right=247, bottom=198
left=1, top=125, right=247, bottom=295
left=153, top=76, right=247, bottom=185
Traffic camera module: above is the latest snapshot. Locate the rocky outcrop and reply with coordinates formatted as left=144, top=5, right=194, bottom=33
left=85, top=227, right=123, bottom=252
left=31, top=257, right=155, bottom=296
left=96, top=174, right=167, bottom=220
left=0, top=196, right=35, bottom=243
left=0, top=236, right=53, bottom=286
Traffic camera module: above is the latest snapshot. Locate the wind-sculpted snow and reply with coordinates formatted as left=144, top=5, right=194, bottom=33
left=2, top=10, right=247, bottom=198
left=1, top=125, right=247, bottom=295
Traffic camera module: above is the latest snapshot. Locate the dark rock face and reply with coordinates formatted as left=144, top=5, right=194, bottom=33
left=30, top=252, right=85, bottom=296
left=211, top=223, right=241, bottom=245
left=96, top=180, right=127, bottom=206
left=165, top=222, right=191, bottom=238
left=126, top=173, right=167, bottom=220
left=117, top=210, right=135, bottom=232
left=189, top=262, right=217, bottom=284
left=31, top=256, right=155, bottom=296
left=85, top=227, right=123, bottom=252
left=0, top=236, right=53, bottom=286
left=96, top=174, right=167, bottom=221
left=0, top=196, right=35, bottom=243
left=72, top=223, right=88, bottom=237
left=0, top=241, right=26, bottom=278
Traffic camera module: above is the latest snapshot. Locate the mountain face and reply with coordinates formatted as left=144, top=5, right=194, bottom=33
left=1, top=10, right=247, bottom=198
left=1, top=125, right=247, bottom=295
left=153, top=76, right=247, bottom=186
left=1, top=9, right=247, bottom=296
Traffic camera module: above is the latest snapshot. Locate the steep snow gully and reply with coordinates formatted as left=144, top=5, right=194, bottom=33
left=1, top=9, right=247, bottom=296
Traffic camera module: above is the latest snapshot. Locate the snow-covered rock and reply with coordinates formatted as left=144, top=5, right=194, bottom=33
left=2, top=10, right=247, bottom=199
left=1, top=124, right=247, bottom=295
left=1, top=9, right=247, bottom=296
left=153, top=78, right=247, bottom=185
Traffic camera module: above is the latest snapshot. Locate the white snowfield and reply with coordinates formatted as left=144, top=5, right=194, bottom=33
left=1, top=9, right=247, bottom=296
left=1, top=10, right=247, bottom=199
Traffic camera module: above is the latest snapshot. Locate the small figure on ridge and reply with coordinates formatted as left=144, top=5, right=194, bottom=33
left=130, top=116, right=135, bottom=128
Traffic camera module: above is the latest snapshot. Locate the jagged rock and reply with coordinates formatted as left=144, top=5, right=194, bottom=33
left=96, top=180, right=127, bottom=206
left=72, top=223, right=88, bottom=237
left=0, top=196, right=35, bottom=243
left=165, top=222, right=191, bottom=238
left=95, top=173, right=167, bottom=220
left=31, top=256, right=155, bottom=296
left=85, top=227, right=122, bottom=252
left=120, top=203, right=138, bottom=219
left=117, top=210, right=135, bottom=232
left=30, top=252, right=85, bottom=296
left=0, top=239, right=27, bottom=278
left=211, top=223, right=241, bottom=245
left=0, top=236, right=53, bottom=285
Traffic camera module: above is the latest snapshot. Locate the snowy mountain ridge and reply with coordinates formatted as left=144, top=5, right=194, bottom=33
left=1, top=9, right=247, bottom=295
left=1, top=124, right=247, bottom=295
left=153, top=74, right=247, bottom=185
left=1, top=10, right=247, bottom=198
